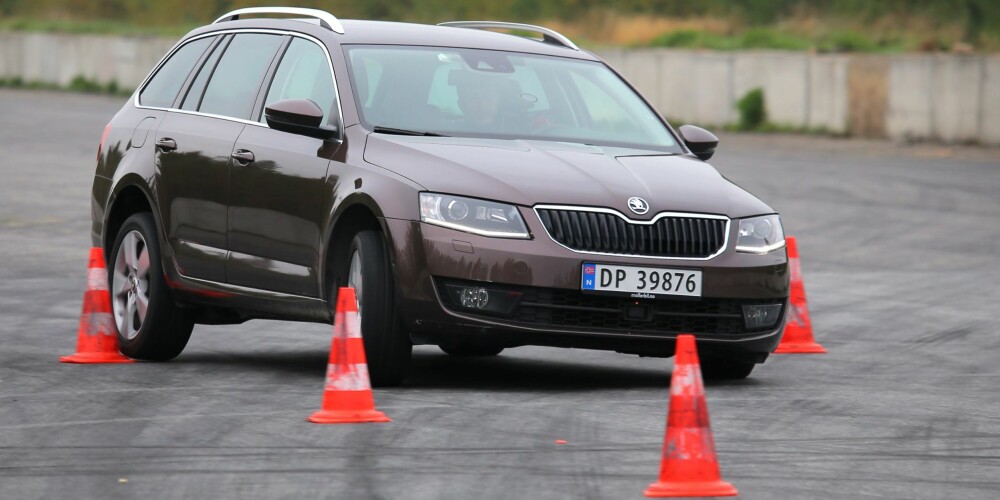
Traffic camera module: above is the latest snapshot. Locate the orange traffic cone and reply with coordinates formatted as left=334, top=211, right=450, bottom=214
left=60, top=248, right=133, bottom=364
left=307, top=287, right=390, bottom=424
left=775, top=236, right=827, bottom=354
left=645, top=334, right=737, bottom=498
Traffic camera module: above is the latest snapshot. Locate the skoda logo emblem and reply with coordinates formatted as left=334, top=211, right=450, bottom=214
left=627, top=197, right=649, bottom=215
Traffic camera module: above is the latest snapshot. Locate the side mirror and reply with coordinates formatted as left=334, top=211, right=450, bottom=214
left=678, top=125, right=718, bottom=161
left=265, top=99, right=338, bottom=140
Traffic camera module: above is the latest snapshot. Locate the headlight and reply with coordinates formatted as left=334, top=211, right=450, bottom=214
left=419, top=193, right=530, bottom=238
left=735, top=215, right=785, bottom=254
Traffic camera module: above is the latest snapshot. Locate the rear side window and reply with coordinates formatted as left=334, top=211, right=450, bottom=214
left=200, top=33, right=284, bottom=120
left=261, top=38, right=336, bottom=125
left=140, top=37, right=212, bottom=108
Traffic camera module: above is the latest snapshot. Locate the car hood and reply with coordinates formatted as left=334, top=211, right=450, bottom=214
left=363, top=135, right=774, bottom=219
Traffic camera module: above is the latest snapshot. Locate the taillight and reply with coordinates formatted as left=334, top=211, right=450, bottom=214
left=97, top=123, right=111, bottom=163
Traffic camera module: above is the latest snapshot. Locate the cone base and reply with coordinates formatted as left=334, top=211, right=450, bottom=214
left=60, top=352, right=134, bottom=364
left=644, top=479, right=738, bottom=498
left=775, top=342, right=828, bottom=354
left=307, top=408, right=391, bottom=424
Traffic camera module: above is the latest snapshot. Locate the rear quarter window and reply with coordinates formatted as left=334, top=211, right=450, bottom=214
left=139, top=37, right=213, bottom=108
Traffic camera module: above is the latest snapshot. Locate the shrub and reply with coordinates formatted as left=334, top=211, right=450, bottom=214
left=68, top=75, right=102, bottom=93
left=736, top=88, right=766, bottom=130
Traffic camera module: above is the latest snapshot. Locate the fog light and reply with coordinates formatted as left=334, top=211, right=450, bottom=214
left=742, top=304, right=783, bottom=330
left=444, top=283, right=523, bottom=316
left=460, top=287, right=490, bottom=309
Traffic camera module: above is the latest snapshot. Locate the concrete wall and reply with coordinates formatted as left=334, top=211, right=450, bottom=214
left=0, top=32, right=176, bottom=88
left=597, top=48, right=998, bottom=144
left=885, top=54, right=996, bottom=144
left=600, top=49, right=851, bottom=133
left=0, top=32, right=996, bottom=144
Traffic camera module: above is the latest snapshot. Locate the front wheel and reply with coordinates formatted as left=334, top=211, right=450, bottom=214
left=335, top=230, right=412, bottom=386
left=111, top=212, right=193, bottom=360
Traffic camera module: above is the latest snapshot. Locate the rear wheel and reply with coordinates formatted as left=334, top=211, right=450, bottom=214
left=111, top=213, right=193, bottom=360
left=700, top=357, right=756, bottom=380
left=333, top=230, right=412, bottom=386
left=439, top=343, right=505, bottom=357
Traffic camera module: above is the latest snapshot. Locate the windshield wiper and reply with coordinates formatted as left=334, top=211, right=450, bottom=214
left=372, top=126, right=447, bottom=137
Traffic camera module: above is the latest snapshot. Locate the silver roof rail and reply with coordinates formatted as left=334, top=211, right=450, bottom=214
left=438, top=21, right=579, bottom=51
left=213, top=7, right=345, bottom=34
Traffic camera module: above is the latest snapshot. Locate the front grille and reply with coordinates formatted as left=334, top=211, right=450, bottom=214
left=535, top=207, right=728, bottom=258
left=437, top=279, right=780, bottom=337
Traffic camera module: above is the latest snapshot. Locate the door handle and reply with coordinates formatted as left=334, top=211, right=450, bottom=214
left=155, top=138, right=177, bottom=152
left=231, top=149, right=255, bottom=164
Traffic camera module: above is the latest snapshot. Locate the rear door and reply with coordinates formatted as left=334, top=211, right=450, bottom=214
left=153, top=33, right=285, bottom=283
left=226, top=36, right=341, bottom=296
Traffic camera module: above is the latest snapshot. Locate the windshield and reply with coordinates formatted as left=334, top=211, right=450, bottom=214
left=344, top=45, right=680, bottom=152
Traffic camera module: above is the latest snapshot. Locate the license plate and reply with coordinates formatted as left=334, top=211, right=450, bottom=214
left=581, top=263, right=702, bottom=298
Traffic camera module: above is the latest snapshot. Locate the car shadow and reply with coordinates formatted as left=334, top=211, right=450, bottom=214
left=407, top=349, right=764, bottom=390
left=176, top=349, right=329, bottom=378
left=175, top=348, right=761, bottom=391
left=405, top=349, right=671, bottom=391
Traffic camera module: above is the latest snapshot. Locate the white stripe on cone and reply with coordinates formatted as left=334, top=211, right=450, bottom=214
left=346, top=311, right=362, bottom=338
left=790, top=258, right=802, bottom=283
left=334, top=311, right=363, bottom=339
left=670, top=363, right=702, bottom=397
left=87, top=268, right=109, bottom=291
left=80, top=312, right=115, bottom=336
left=324, top=363, right=372, bottom=391
left=787, top=303, right=806, bottom=327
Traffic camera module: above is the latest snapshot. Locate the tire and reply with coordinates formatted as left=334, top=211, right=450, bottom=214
left=334, top=230, right=412, bottom=386
left=439, top=343, right=505, bottom=357
left=111, top=213, right=193, bottom=360
left=700, top=356, right=756, bottom=380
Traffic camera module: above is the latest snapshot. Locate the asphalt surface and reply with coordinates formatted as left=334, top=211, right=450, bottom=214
left=1, top=88, right=999, bottom=499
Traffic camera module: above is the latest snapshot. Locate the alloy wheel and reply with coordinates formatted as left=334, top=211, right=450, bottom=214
left=112, top=230, right=150, bottom=340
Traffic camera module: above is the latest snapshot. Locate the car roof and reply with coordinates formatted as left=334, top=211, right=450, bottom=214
left=184, top=18, right=601, bottom=62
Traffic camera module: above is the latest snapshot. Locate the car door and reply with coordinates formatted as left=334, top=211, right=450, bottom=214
left=142, top=34, right=230, bottom=283
left=153, top=32, right=285, bottom=283
left=226, top=36, right=342, bottom=297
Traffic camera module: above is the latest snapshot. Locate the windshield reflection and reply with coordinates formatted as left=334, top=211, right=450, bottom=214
left=345, top=46, right=681, bottom=152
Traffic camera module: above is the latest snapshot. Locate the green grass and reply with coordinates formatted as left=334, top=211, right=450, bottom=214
left=649, top=28, right=910, bottom=53
left=0, top=75, right=132, bottom=96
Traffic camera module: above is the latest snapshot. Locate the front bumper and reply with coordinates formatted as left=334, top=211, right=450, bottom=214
left=384, top=215, right=789, bottom=361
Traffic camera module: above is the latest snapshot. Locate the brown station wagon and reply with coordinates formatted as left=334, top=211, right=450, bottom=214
left=91, top=7, right=790, bottom=385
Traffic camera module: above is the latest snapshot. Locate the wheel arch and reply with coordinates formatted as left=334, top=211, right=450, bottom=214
left=104, top=177, right=162, bottom=261
left=321, top=194, right=394, bottom=302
